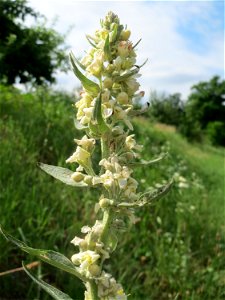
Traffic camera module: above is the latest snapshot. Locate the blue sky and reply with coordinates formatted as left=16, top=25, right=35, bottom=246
left=27, top=0, right=224, bottom=99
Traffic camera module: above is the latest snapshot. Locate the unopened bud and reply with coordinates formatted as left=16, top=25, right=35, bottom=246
left=79, top=240, right=88, bottom=250
left=99, top=198, right=114, bottom=208
left=71, top=172, right=84, bottom=182
left=112, top=126, right=124, bottom=136
left=71, top=254, right=80, bottom=265
left=117, top=92, right=129, bottom=105
left=120, top=30, right=131, bottom=41
left=88, top=264, right=101, bottom=277
left=84, top=175, right=93, bottom=185
left=103, top=77, right=113, bottom=89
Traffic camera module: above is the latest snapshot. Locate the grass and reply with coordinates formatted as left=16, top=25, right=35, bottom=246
left=0, top=85, right=224, bottom=299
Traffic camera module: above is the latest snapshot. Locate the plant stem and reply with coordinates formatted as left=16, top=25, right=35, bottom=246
left=100, top=209, right=113, bottom=246
left=88, top=280, right=100, bottom=300
left=101, top=136, right=109, bottom=159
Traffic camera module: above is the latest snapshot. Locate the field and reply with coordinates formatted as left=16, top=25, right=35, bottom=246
left=0, top=86, right=224, bottom=300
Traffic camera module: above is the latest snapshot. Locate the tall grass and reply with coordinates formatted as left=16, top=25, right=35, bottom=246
left=0, top=86, right=224, bottom=299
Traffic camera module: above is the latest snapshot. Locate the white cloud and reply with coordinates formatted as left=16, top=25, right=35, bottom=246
left=27, top=0, right=224, bottom=99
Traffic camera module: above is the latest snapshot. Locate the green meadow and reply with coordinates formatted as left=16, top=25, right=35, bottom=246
left=0, top=86, right=224, bottom=300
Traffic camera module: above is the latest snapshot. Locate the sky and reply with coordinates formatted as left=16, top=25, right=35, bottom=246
left=27, top=0, right=224, bottom=99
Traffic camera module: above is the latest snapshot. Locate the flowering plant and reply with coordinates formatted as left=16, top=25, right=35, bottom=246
left=0, top=12, right=173, bottom=300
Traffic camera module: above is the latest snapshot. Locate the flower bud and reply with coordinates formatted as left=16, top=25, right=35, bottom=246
left=120, top=29, right=131, bottom=41
left=112, top=126, right=124, bottom=136
left=79, top=240, right=88, bottom=250
left=71, top=172, right=84, bottom=182
left=103, top=77, right=113, bottom=89
left=71, top=254, right=80, bottom=265
left=88, top=264, right=101, bottom=277
left=99, top=198, right=113, bottom=208
left=117, top=92, right=129, bottom=105
left=84, top=175, right=93, bottom=185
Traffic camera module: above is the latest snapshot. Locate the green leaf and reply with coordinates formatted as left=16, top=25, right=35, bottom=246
left=22, top=262, right=74, bottom=300
left=86, top=35, right=98, bottom=49
left=114, top=67, right=139, bottom=82
left=104, top=34, right=111, bottom=61
left=107, top=230, right=118, bottom=253
left=133, top=38, right=142, bottom=49
left=91, top=93, right=109, bottom=134
left=70, top=52, right=86, bottom=71
left=118, top=179, right=174, bottom=208
left=128, top=153, right=168, bottom=167
left=111, top=24, right=118, bottom=42
left=69, top=53, right=100, bottom=96
left=0, top=227, right=85, bottom=281
left=38, top=163, right=88, bottom=187
left=139, top=179, right=174, bottom=203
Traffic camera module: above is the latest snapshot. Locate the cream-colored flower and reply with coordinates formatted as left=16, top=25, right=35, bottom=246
left=86, top=50, right=104, bottom=77
left=117, top=41, right=132, bottom=58
left=113, top=106, right=133, bottom=130
left=71, top=250, right=100, bottom=270
left=125, top=135, right=143, bottom=151
left=66, top=146, right=90, bottom=164
left=74, top=135, right=95, bottom=152
left=125, top=77, right=140, bottom=95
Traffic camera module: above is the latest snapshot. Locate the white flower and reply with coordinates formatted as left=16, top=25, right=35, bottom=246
left=100, top=170, right=114, bottom=188
left=66, top=146, right=90, bottom=165
left=74, top=135, right=95, bottom=152
left=81, top=226, right=91, bottom=233
left=113, top=106, right=133, bottom=130
left=71, top=250, right=100, bottom=270
left=86, top=50, right=104, bottom=77
left=125, top=135, right=143, bottom=151
left=117, top=41, right=132, bottom=57
left=125, top=77, right=140, bottom=95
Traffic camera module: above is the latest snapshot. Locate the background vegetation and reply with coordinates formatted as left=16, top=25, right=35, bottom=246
left=0, top=86, right=224, bottom=300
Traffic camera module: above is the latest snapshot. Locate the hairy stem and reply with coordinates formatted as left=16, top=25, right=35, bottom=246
left=88, top=280, right=100, bottom=300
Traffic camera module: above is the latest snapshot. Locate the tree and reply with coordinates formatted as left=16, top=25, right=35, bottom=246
left=0, top=0, right=68, bottom=85
left=180, top=76, right=225, bottom=145
left=150, top=91, right=184, bottom=126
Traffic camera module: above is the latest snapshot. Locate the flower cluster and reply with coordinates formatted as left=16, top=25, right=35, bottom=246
left=66, top=11, right=147, bottom=299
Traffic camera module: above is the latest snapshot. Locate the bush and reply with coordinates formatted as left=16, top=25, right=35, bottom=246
left=206, top=121, right=225, bottom=146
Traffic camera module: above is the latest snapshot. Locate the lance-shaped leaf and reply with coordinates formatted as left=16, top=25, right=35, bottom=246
left=114, top=59, right=148, bottom=82
left=133, top=38, right=142, bottom=49
left=104, top=34, right=111, bottom=61
left=70, top=52, right=86, bottom=71
left=128, top=153, right=168, bottom=167
left=38, top=163, right=88, bottom=187
left=0, top=227, right=85, bottom=281
left=69, top=53, right=100, bottom=96
left=90, top=93, right=109, bottom=134
left=114, top=67, right=139, bottom=82
left=139, top=179, right=174, bottom=203
left=22, top=262, right=74, bottom=300
left=118, top=180, right=174, bottom=208
left=86, top=35, right=98, bottom=49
